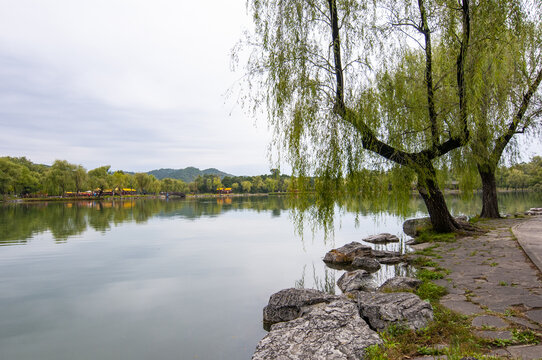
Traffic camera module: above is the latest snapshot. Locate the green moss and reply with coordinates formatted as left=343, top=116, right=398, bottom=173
left=416, top=230, right=456, bottom=244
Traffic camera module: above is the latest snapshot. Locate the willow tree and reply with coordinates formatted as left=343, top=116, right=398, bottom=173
left=237, top=0, right=492, bottom=232
left=459, top=0, right=542, bottom=218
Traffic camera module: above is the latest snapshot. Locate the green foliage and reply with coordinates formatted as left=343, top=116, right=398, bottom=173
left=88, top=165, right=112, bottom=191
left=417, top=269, right=445, bottom=281
left=364, top=344, right=388, bottom=360
left=45, top=160, right=77, bottom=196
left=497, top=157, right=542, bottom=190
left=238, top=0, right=538, bottom=233
left=409, top=257, right=438, bottom=268
left=416, top=281, right=447, bottom=302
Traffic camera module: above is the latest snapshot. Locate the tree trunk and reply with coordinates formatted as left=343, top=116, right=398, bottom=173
left=478, top=165, right=500, bottom=218
left=416, top=165, right=460, bottom=233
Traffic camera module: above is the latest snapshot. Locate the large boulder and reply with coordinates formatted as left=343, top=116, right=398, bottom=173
left=362, top=233, right=400, bottom=244
left=323, top=242, right=372, bottom=264
left=403, top=218, right=432, bottom=237
left=352, top=257, right=381, bottom=272
left=357, top=292, right=433, bottom=332
left=263, top=288, right=339, bottom=327
left=378, top=276, right=423, bottom=292
left=252, top=299, right=382, bottom=360
left=337, top=270, right=375, bottom=293
left=403, top=216, right=469, bottom=237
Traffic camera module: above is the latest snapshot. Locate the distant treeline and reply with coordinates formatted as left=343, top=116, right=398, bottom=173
left=0, top=157, right=294, bottom=197
left=495, top=156, right=542, bottom=191
left=0, top=156, right=541, bottom=198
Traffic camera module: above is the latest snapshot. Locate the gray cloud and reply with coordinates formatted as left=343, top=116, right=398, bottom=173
left=0, top=0, right=272, bottom=175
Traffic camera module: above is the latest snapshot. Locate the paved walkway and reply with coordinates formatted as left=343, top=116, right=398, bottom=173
left=412, top=216, right=542, bottom=359
left=513, top=216, right=542, bottom=274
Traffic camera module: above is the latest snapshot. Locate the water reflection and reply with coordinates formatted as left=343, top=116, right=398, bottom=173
left=1, top=192, right=541, bottom=246
left=1, top=192, right=540, bottom=360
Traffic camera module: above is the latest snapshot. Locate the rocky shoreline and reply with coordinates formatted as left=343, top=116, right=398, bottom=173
left=251, top=209, right=542, bottom=359
left=253, top=280, right=432, bottom=359
left=252, top=231, right=429, bottom=359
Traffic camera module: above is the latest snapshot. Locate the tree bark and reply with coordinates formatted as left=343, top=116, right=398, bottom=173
left=416, top=165, right=460, bottom=233
left=478, top=164, right=500, bottom=218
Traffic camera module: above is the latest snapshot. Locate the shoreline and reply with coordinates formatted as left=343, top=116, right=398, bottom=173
left=0, top=192, right=277, bottom=204
left=253, top=213, right=542, bottom=359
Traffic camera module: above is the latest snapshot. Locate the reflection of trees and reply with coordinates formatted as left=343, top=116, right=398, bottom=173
left=0, top=196, right=291, bottom=244
left=2, top=193, right=540, bottom=245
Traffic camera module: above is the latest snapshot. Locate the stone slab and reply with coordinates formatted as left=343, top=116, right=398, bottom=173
left=506, top=344, right=542, bottom=360
left=440, top=299, right=483, bottom=315
left=475, top=330, right=513, bottom=340
left=507, top=316, right=541, bottom=330
left=471, top=315, right=507, bottom=328
left=525, top=309, right=542, bottom=324
left=487, top=348, right=510, bottom=357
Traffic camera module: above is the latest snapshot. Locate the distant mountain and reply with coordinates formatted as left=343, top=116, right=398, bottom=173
left=147, top=167, right=233, bottom=182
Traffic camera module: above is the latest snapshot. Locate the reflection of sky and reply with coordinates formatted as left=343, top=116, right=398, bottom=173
left=2, top=193, right=542, bottom=359
left=0, top=201, right=413, bottom=360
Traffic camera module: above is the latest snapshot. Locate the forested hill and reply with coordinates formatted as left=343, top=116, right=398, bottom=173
left=147, top=167, right=233, bottom=182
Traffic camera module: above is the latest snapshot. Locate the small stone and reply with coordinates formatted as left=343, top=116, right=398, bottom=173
left=379, top=276, right=422, bottom=292
left=351, top=257, right=381, bottom=272
left=362, top=233, right=400, bottom=244
left=337, top=270, right=374, bottom=293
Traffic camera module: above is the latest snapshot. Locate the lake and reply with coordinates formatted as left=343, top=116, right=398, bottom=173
left=0, top=192, right=540, bottom=360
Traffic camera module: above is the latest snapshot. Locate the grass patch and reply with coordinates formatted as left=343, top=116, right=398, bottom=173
left=416, top=281, right=447, bottom=302
left=409, top=256, right=438, bottom=268
left=417, top=269, right=445, bottom=281
left=364, top=304, right=487, bottom=360
left=414, top=244, right=440, bottom=257
left=491, top=329, right=540, bottom=347
left=416, top=230, right=457, bottom=244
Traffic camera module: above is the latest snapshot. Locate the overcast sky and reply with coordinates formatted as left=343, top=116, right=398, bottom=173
left=0, top=0, right=275, bottom=175
left=1, top=1, right=541, bottom=177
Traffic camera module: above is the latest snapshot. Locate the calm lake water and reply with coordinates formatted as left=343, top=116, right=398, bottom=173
left=1, top=193, right=541, bottom=360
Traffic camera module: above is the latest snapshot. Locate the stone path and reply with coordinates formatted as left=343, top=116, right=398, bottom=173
left=412, top=216, right=542, bottom=359
left=513, top=217, right=542, bottom=274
